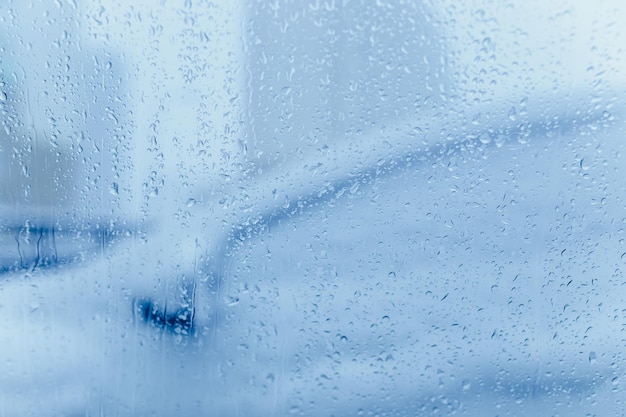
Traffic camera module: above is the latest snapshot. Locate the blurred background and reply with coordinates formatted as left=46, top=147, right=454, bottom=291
left=1, top=0, right=625, bottom=416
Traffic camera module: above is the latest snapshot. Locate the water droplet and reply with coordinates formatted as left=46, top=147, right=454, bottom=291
left=579, top=158, right=589, bottom=171
left=508, top=107, right=517, bottom=121
left=226, top=296, right=239, bottom=307
left=589, top=351, right=597, bottom=364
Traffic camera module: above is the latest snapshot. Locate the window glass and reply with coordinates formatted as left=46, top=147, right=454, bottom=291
left=1, top=1, right=625, bottom=416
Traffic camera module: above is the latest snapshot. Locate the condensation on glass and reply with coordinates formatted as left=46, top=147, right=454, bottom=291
left=0, top=1, right=625, bottom=416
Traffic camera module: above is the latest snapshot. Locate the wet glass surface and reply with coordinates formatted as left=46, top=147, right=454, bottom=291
left=1, top=1, right=625, bottom=416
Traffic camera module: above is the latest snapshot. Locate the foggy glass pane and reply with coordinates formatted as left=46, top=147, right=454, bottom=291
left=1, top=1, right=625, bottom=416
